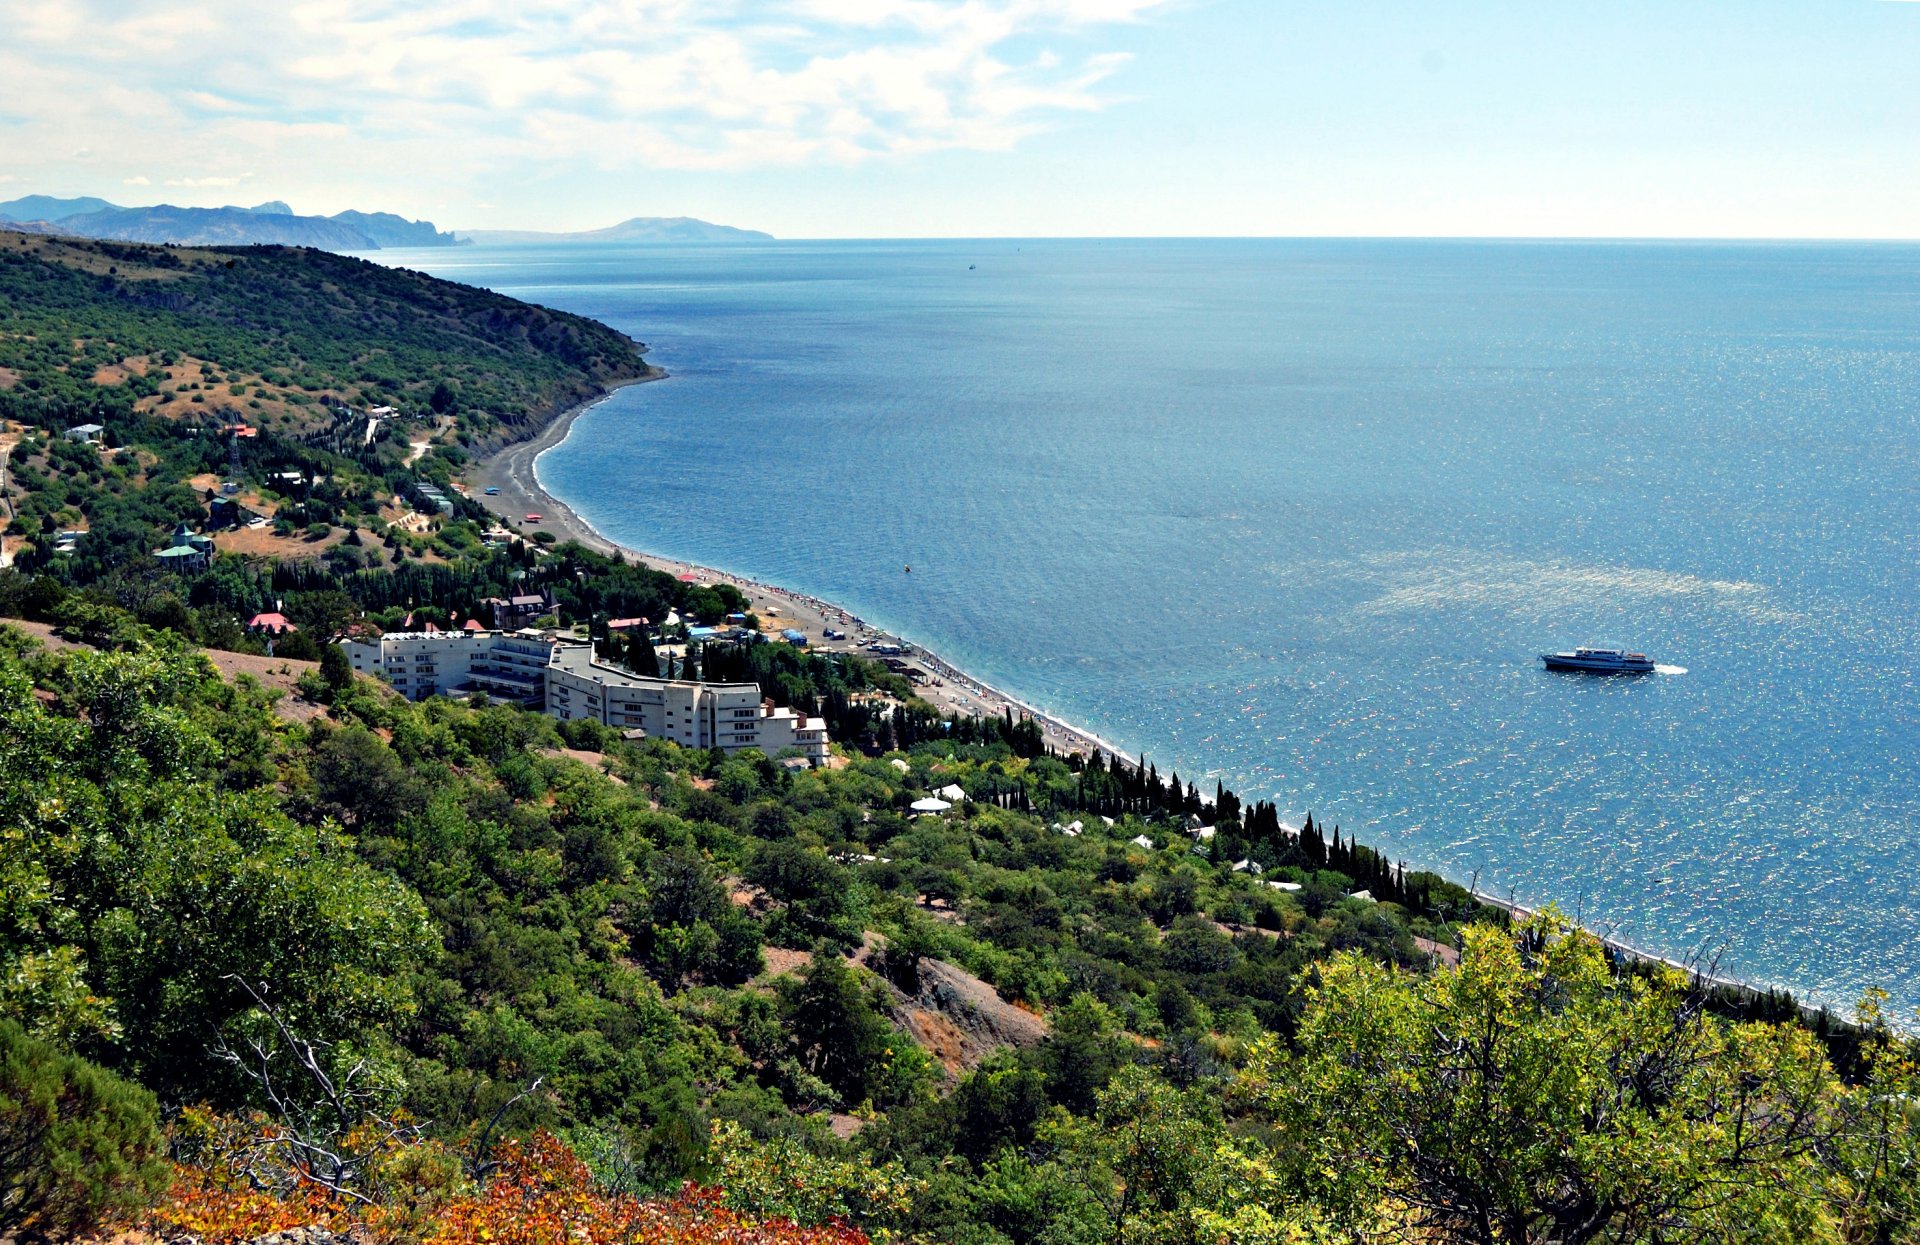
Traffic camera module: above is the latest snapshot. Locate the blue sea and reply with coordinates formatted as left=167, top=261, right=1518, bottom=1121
left=382, top=238, right=1920, bottom=1017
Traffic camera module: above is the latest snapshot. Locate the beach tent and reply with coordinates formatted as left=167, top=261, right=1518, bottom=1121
left=1130, top=834, right=1155, bottom=850
left=910, top=798, right=952, bottom=813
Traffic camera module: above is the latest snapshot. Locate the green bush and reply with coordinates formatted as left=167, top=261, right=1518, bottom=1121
left=0, top=1020, right=169, bottom=1237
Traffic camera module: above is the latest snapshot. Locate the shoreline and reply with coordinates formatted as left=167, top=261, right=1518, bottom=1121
left=469, top=378, right=1126, bottom=761
left=468, top=379, right=1848, bottom=1026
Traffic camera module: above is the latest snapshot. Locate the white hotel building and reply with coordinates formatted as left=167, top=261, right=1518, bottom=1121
left=545, top=645, right=827, bottom=760
left=339, top=630, right=830, bottom=764
left=341, top=629, right=558, bottom=706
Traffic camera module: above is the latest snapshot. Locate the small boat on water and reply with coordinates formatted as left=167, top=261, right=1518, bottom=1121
left=1541, top=647, right=1656, bottom=674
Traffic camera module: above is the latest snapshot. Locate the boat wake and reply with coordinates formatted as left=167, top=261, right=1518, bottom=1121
left=1654, top=664, right=1688, bottom=675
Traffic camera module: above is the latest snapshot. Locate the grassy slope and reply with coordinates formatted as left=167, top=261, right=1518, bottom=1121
left=0, top=229, right=650, bottom=444
left=0, top=228, right=655, bottom=575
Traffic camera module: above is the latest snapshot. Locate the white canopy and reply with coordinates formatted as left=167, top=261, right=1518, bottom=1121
left=937, top=784, right=968, bottom=802
left=910, top=797, right=952, bottom=813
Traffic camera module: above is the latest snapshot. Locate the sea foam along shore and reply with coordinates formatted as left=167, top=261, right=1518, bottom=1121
left=468, top=377, right=1130, bottom=764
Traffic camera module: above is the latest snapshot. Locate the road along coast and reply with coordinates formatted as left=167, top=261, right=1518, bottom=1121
left=469, top=379, right=1123, bottom=761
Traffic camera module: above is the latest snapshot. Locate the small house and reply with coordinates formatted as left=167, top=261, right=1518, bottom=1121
left=486, top=590, right=553, bottom=630
left=153, top=522, right=214, bottom=571
left=64, top=423, right=105, bottom=443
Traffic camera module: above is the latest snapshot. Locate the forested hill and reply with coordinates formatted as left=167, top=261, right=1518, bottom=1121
left=0, top=229, right=651, bottom=448
left=0, top=614, right=1915, bottom=1244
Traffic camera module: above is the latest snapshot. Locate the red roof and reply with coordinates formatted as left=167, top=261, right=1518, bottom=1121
left=607, top=617, right=649, bottom=630
left=247, top=612, right=295, bottom=633
left=677, top=574, right=699, bottom=583
left=463, top=619, right=486, bottom=631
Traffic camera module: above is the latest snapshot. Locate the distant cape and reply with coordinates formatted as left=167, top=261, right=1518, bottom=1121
left=0, top=195, right=459, bottom=251
left=456, top=216, right=773, bottom=245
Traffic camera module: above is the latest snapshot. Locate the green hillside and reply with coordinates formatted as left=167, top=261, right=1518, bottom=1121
left=0, top=229, right=648, bottom=445
left=0, top=618, right=1914, bottom=1243
left=0, top=229, right=656, bottom=610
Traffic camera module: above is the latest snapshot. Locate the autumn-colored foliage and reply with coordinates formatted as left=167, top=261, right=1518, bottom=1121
left=152, top=1122, right=873, bottom=1245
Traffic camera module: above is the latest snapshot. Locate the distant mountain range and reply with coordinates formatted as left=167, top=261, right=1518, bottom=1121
left=0, top=197, right=773, bottom=251
left=455, top=216, right=774, bottom=245
left=0, top=196, right=459, bottom=250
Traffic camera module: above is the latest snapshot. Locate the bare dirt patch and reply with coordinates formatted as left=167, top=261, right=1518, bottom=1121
left=538, top=746, right=628, bottom=784
left=1413, top=935, right=1461, bottom=967
left=855, top=932, right=1048, bottom=1080
left=91, top=355, right=151, bottom=385
left=758, top=947, right=814, bottom=981
left=214, top=523, right=349, bottom=561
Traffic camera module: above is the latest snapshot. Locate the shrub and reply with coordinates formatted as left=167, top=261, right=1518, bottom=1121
left=0, top=1019, right=169, bottom=1237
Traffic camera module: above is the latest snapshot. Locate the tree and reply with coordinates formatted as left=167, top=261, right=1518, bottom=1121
left=631, top=631, right=660, bottom=677
left=1036, top=1064, right=1224, bottom=1245
left=308, top=723, right=424, bottom=830
left=779, top=955, right=897, bottom=1107
left=318, top=642, right=353, bottom=693
left=1037, top=993, right=1129, bottom=1115
left=1817, top=991, right=1920, bottom=1243
left=1241, top=912, right=1848, bottom=1244
left=0, top=1020, right=169, bottom=1238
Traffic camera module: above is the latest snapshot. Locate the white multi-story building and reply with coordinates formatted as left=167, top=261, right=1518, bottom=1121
left=336, top=630, right=830, bottom=763
left=545, top=645, right=829, bottom=764
left=340, top=629, right=560, bottom=706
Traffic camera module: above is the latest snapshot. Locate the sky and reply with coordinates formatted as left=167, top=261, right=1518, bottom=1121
left=1, top=0, right=1917, bottom=238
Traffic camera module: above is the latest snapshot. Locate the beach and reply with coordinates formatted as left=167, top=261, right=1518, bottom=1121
left=469, top=379, right=1120, bottom=761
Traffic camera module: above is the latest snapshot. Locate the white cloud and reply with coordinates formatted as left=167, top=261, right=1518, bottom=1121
left=165, top=174, right=252, bottom=188
left=123, top=175, right=151, bottom=185
left=0, top=0, right=1173, bottom=192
